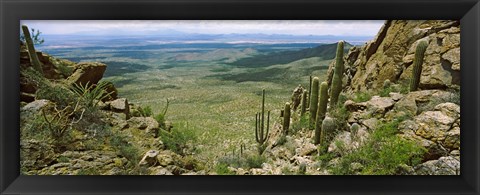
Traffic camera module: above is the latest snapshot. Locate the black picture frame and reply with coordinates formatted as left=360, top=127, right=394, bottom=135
left=1, top=0, right=479, bottom=194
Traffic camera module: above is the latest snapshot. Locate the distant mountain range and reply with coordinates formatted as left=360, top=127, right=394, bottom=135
left=228, top=42, right=353, bottom=68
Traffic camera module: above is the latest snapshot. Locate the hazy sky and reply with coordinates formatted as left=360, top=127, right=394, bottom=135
left=21, top=20, right=384, bottom=37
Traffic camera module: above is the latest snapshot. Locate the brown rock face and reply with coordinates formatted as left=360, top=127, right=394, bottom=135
left=66, top=62, right=107, bottom=86
left=345, top=20, right=460, bottom=92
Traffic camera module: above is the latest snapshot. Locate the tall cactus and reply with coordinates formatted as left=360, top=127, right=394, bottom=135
left=255, top=89, right=270, bottom=146
left=320, top=117, right=336, bottom=154
left=308, top=75, right=312, bottom=108
left=300, top=90, right=308, bottom=116
left=329, top=41, right=344, bottom=108
left=313, top=82, right=329, bottom=145
left=309, top=77, right=320, bottom=129
left=21, top=25, right=44, bottom=75
left=283, top=102, right=291, bottom=135
left=410, top=40, right=428, bottom=91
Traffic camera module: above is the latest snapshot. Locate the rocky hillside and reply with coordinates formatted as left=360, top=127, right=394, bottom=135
left=20, top=37, right=204, bottom=175
left=222, top=20, right=460, bottom=175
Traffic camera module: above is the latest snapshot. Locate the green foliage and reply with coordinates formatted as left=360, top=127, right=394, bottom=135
left=330, top=41, right=345, bottom=107
left=410, top=40, right=428, bottom=91
left=138, top=105, right=153, bottom=117
left=379, top=86, right=394, bottom=97
left=159, top=122, right=197, bottom=155
left=214, top=163, right=235, bottom=175
left=35, top=83, right=76, bottom=110
left=70, top=81, right=114, bottom=109
left=353, top=91, right=372, bottom=103
left=20, top=26, right=44, bottom=45
left=245, top=154, right=267, bottom=168
left=57, top=156, right=70, bottom=163
left=329, top=117, right=426, bottom=175
left=291, top=114, right=309, bottom=134
left=298, top=163, right=307, bottom=175
left=110, top=134, right=140, bottom=164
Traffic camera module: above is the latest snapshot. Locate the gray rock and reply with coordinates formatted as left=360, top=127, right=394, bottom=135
left=415, top=156, right=460, bottom=175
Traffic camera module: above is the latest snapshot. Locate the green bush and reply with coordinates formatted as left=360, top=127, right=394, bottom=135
left=159, top=122, right=196, bottom=155
left=245, top=154, right=266, bottom=169
left=138, top=105, right=153, bottom=117
left=329, top=117, right=426, bottom=175
left=353, top=91, right=372, bottom=103
left=379, top=86, right=394, bottom=97
left=214, top=163, right=235, bottom=175
left=70, top=81, right=113, bottom=109
left=110, top=134, right=140, bottom=164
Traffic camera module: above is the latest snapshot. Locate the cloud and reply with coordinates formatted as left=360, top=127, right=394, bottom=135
left=21, top=20, right=384, bottom=36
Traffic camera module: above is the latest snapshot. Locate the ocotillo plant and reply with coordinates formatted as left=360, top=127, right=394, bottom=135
left=255, top=89, right=270, bottom=147
left=21, top=25, right=44, bottom=75
left=300, top=90, right=308, bottom=116
left=283, top=102, right=291, bottom=135
left=309, top=77, right=320, bottom=129
left=313, top=82, right=329, bottom=145
left=320, top=117, right=336, bottom=154
left=329, top=41, right=345, bottom=108
left=410, top=40, right=428, bottom=91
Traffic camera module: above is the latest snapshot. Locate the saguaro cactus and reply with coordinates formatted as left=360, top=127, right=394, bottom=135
left=314, top=82, right=329, bottom=145
left=255, top=89, right=270, bottom=146
left=410, top=40, right=428, bottom=91
left=283, top=102, right=291, bottom=135
left=320, top=117, right=336, bottom=154
left=308, top=76, right=312, bottom=108
left=21, top=25, right=43, bottom=75
left=329, top=41, right=345, bottom=107
left=309, top=77, right=320, bottom=129
left=300, top=90, right=308, bottom=116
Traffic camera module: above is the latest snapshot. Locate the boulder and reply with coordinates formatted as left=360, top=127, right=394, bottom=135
left=414, top=156, right=460, bottom=175
left=127, top=117, right=160, bottom=137
left=66, top=62, right=107, bottom=86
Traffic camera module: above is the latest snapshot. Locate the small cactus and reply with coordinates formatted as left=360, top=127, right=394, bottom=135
left=383, top=79, right=391, bottom=89
left=300, top=90, right=308, bottom=116
left=21, top=25, right=44, bottom=75
left=350, top=123, right=360, bottom=141
left=329, top=41, right=345, bottom=108
left=309, top=77, right=320, bottom=129
left=255, top=89, right=270, bottom=151
left=410, top=40, right=428, bottom=91
left=283, top=102, right=291, bottom=135
left=313, top=82, right=329, bottom=145
left=320, top=117, right=336, bottom=154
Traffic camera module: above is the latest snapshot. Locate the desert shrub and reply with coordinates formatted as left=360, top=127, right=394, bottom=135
left=110, top=134, right=140, bottom=165
left=275, top=135, right=288, bottom=146
left=159, top=122, right=196, bottom=155
left=290, top=114, right=309, bottom=134
left=138, top=105, right=153, bottom=117
left=329, top=117, right=426, bottom=175
left=20, top=28, right=44, bottom=45
left=36, top=83, right=77, bottom=109
left=70, top=81, right=113, bottom=109
left=245, top=154, right=266, bottom=168
left=379, top=86, right=394, bottom=97
left=353, top=91, right=372, bottom=103
left=214, top=163, right=235, bottom=175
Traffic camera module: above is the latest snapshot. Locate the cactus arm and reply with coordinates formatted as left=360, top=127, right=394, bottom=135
left=409, top=40, right=428, bottom=91
left=255, top=113, right=260, bottom=143
left=309, top=77, right=320, bottom=129
left=329, top=41, right=345, bottom=107
left=264, top=111, right=270, bottom=143
left=21, top=25, right=44, bottom=75
left=301, top=90, right=308, bottom=116
left=283, top=102, right=291, bottom=135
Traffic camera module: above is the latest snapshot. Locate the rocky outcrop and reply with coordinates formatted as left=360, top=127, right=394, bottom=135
left=341, top=20, right=460, bottom=92
left=66, top=62, right=107, bottom=86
